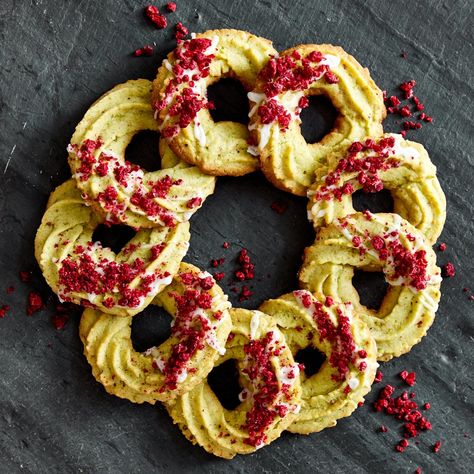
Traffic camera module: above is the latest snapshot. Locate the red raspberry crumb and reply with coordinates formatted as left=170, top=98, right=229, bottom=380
left=0, top=304, right=11, bottom=318
left=395, top=439, right=409, bottom=452
left=145, top=5, right=167, bottom=28
left=374, top=370, right=383, bottom=383
left=27, top=291, right=44, bottom=316
left=51, top=313, right=69, bottom=330
left=442, top=262, right=455, bottom=278
left=238, top=285, right=253, bottom=302
left=213, top=272, right=225, bottom=281
left=270, top=201, right=288, bottom=215
left=433, top=440, right=441, bottom=453
left=400, top=105, right=412, bottom=117
left=400, top=370, right=416, bottom=386
left=438, top=242, right=447, bottom=251
left=175, top=22, right=189, bottom=40
left=223, top=242, right=230, bottom=249
left=415, top=468, right=422, bottom=474
left=166, top=2, right=176, bottom=12
left=134, top=45, right=154, bottom=57
left=423, top=402, right=431, bottom=410
left=380, top=425, right=388, bottom=433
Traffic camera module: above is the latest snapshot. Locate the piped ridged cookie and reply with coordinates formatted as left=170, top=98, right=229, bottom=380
left=307, top=134, right=446, bottom=244
left=35, top=180, right=190, bottom=317
left=166, top=308, right=301, bottom=458
left=80, top=263, right=232, bottom=403
left=248, top=44, right=385, bottom=196
left=299, top=213, right=441, bottom=361
left=152, top=29, right=277, bottom=176
left=68, top=79, right=215, bottom=228
left=260, top=291, right=377, bottom=434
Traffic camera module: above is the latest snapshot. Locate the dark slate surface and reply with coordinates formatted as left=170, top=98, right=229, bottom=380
left=1, top=1, right=473, bottom=472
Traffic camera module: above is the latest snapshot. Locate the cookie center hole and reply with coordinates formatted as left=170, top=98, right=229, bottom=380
left=295, top=346, right=326, bottom=377
left=352, top=188, right=394, bottom=213
left=131, top=305, right=173, bottom=353
left=352, top=270, right=389, bottom=310
left=207, top=358, right=242, bottom=410
left=125, top=130, right=162, bottom=172
left=189, top=172, right=314, bottom=309
left=207, top=78, right=249, bottom=125
left=300, top=95, right=338, bottom=144
left=92, top=224, right=136, bottom=254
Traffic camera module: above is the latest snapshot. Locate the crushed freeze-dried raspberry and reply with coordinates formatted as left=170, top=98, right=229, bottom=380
left=375, top=370, right=384, bottom=383
left=223, top=241, right=230, bottom=249
left=51, top=313, right=69, bottom=330
left=145, top=5, right=167, bottom=29
left=166, top=2, right=176, bottom=12
left=433, top=441, right=441, bottom=453
left=438, top=242, right=447, bottom=252
left=134, top=45, right=154, bottom=57
left=239, top=285, right=253, bottom=302
left=442, top=262, right=455, bottom=278
left=400, top=370, right=416, bottom=386
left=175, top=22, right=189, bottom=40
left=0, top=304, right=10, bottom=318
left=27, top=291, right=44, bottom=315
left=380, top=425, right=388, bottom=433
left=213, top=272, right=225, bottom=281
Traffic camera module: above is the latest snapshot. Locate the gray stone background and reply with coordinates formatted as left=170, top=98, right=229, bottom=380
left=0, top=0, right=473, bottom=472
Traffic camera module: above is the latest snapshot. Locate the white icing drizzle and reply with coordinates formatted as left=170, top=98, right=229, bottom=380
left=320, top=54, right=341, bottom=69
left=193, top=119, right=206, bottom=146
left=388, top=133, right=420, bottom=160
left=279, top=364, right=300, bottom=386
left=250, top=312, right=260, bottom=340
left=347, top=377, right=360, bottom=390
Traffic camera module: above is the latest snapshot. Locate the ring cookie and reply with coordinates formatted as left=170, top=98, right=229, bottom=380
left=35, top=180, right=190, bottom=317
left=299, top=212, right=441, bottom=361
left=152, top=29, right=277, bottom=176
left=260, top=291, right=377, bottom=434
left=166, top=308, right=301, bottom=458
left=307, top=134, right=446, bottom=244
left=248, top=44, right=385, bottom=195
left=68, top=79, right=215, bottom=228
left=80, top=263, right=232, bottom=403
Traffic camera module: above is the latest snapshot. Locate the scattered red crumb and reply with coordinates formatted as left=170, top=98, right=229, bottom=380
left=357, top=401, right=364, bottom=407
left=415, top=468, right=422, bottom=474
left=19, top=271, right=31, bottom=283
left=166, top=2, right=176, bottom=12
left=211, top=258, right=225, bottom=267
left=442, top=262, right=455, bottom=278
left=438, top=242, right=447, bottom=252
left=433, top=440, right=442, bottom=453
left=213, top=272, right=225, bottom=281
left=384, top=80, right=432, bottom=135
left=234, top=249, right=255, bottom=282
left=0, top=304, right=11, bottom=318
left=175, top=22, right=189, bottom=40
left=6, top=286, right=14, bottom=294
left=27, top=291, right=44, bottom=316
left=270, top=200, right=288, bottom=215
left=186, top=196, right=202, bottom=209
left=400, top=370, right=416, bottom=387
left=375, top=370, right=383, bottom=383
left=395, top=438, right=409, bottom=453
left=223, top=242, right=230, bottom=249
left=423, top=402, right=431, bottom=410
left=380, top=425, right=388, bottom=433
left=134, top=45, right=154, bottom=57
left=239, top=285, right=253, bottom=302
left=469, top=295, right=474, bottom=301
left=401, top=51, right=408, bottom=59
left=51, top=313, right=69, bottom=330
left=145, top=5, right=167, bottom=29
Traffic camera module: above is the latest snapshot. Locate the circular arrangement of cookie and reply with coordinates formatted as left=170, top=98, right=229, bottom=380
left=307, top=133, right=446, bottom=244
left=68, top=79, right=216, bottom=228
left=248, top=44, right=386, bottom=196
left=152, top=29, right=277, bottom=176
left=260, top=290, right=377, bottom=434
left=299, top=212, right=442, bottom=361
left=166, top=308, right=301, bottom=459
left=80, top=263, right=232, bottom=403
left=35, top=180, right=190, bottom=317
